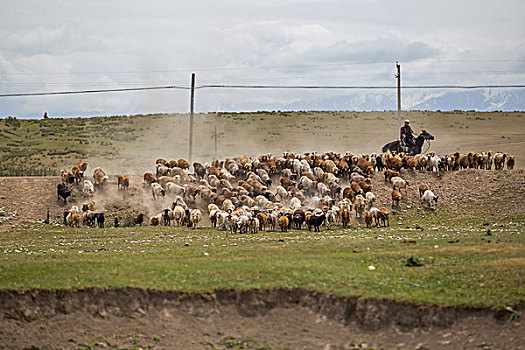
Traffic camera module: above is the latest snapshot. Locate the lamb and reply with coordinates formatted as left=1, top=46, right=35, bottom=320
left=93, top=167, right=109, bottom=187
left=422, top=189, right=438, bottom=208
left=151, top=182, right=165, bottom=199
left=83, top=179, right=95, bottom=196
left=162, top=208, right=172, bottom=226
left=117, top=175, right=130, bottom=190
left=391, top=190, right=401, bottom=207
left=507, top=155, right=515, bottom=170
left=390, top=176, right=409, bottom=193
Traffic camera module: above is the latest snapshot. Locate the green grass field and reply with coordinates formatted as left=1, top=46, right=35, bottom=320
left=2, top=208, right=523, bottom=308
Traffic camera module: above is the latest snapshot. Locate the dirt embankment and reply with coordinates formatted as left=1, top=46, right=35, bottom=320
left=1, top=287, right=523, bottom=349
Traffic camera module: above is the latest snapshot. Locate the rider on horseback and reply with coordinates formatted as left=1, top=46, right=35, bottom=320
left=400, top=119, right=415, bottom=150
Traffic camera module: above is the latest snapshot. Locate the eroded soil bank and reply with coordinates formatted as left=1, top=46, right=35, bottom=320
left=0, top=287, right=523, bottom=349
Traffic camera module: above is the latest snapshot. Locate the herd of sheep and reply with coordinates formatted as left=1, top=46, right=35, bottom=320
left=56, top=150, right=515, bottom=232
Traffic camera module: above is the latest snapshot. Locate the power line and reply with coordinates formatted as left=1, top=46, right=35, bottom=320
left=1, top=84, right=524, bottom=98
left=2, top=59, right=524, bottom=76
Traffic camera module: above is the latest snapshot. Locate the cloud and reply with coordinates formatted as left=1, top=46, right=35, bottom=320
left=302, top=35, right=439, bottom=64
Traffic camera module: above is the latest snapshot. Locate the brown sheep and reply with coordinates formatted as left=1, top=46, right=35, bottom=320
left=358, top=181, right=373, bottom=193
left=77, top=161, right=88, bottom=172
left=278, top=215, right=289, bottom=232
left=70, top=213, right=81, bottom=228
left=384, top=169, right=399, bottom=182
left=117, top=175, right=130, bottom=190
left=341, top=208, right=351, bottom=228
left=391, top=190, right=401, bottom=207
left=350, top=181, right=363, bottom=194
left=405, top=156, right=417, bottom=171
left=133, top=213, right=145, bottom=226
left=507, top=155, right=515, bottom=170
left=143, top=172, right=156, bottom=185
left=149, top=216, right=160, bottom=226
left=71, top=166, right=83, bottom=184
left=280, top=177, right=296, bottom=188
left=177, top=159, right=190, bottom=170
left=364, top=211, right=373, bottom=228
left=378, top=207, right=390, bottom=227
left=93, top=167, right=109, bottom=187
left=342, top=187, right=356, bottom=200
left=419, top=183, right=431, bottom=198
left=156, top=158, right=168, bottom=166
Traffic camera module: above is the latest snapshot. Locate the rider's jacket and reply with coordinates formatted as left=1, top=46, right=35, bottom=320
left=400, top=125, right=413, bottom=140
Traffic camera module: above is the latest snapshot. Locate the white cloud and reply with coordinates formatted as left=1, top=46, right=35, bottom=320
left=0, top=0, right=524, bottom=116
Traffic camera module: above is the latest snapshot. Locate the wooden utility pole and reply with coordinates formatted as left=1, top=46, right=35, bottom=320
left=214, top=125, right=218, bottom=159
left=396, top=62, right=401, bottom=140
left=188, top=73, right=195, bottom=164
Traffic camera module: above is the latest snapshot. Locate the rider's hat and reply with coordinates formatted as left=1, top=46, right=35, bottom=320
left=404, top=119, right=410, bottom=123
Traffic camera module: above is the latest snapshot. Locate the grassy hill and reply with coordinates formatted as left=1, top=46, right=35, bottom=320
left=1, top=110, right=523, bottom=175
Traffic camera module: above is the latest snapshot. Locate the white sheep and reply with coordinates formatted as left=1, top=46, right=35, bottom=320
left=365, top=192, right=376, bottom=209
left=151, top=182, right=165, bottom=199
left=422, top=189, right=438, bottom=208
left=427, top=155, right=441, bottom=172
left=83, top=179, right=95, bottom=196
left=165, top=182, right=185, bottom=196
left=390, top=176, right=409, bottom=193
left=290, top=197, right=302, bottom=210
left=276, top=185, right=290, bottom=202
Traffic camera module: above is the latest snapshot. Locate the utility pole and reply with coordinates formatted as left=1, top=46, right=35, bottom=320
left=396, top=62, right=401, bottom=141
left=188, top=73, right=195, bottom=164
left=214, top=125, right=218, bottom=159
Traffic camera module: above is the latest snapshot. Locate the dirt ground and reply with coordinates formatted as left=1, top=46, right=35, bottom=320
left=0, top=168, right=524, bottom=231
left=1, top=288, right=523, bottom=350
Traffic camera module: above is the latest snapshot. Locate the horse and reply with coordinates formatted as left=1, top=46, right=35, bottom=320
left=382, top=130, right=434, bottom=155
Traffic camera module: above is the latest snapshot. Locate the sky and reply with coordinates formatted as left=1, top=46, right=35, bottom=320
left=1, top=0, right=524, bottom=117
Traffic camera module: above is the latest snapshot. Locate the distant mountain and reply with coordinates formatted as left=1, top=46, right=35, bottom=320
left=279, top=89, right=525, bottom=111
left=409, top=89, right=525, bottom=111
